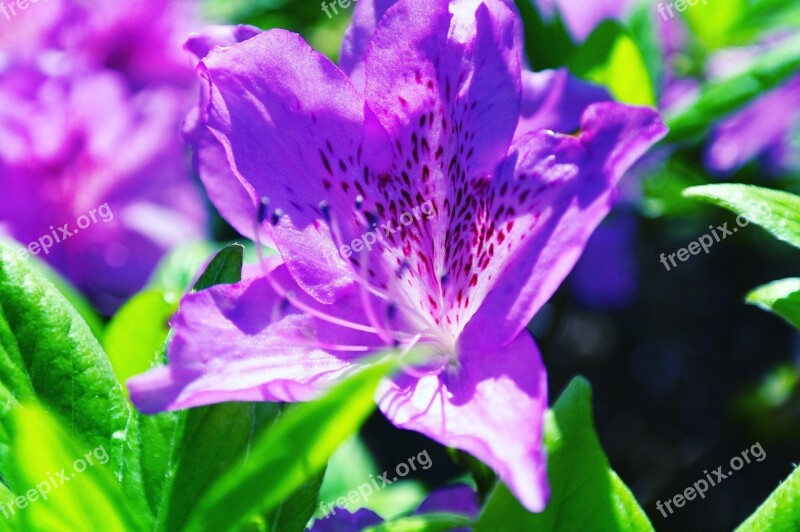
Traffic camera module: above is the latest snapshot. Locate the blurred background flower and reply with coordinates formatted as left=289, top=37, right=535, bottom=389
left=0, top=0, right=207, bottom=312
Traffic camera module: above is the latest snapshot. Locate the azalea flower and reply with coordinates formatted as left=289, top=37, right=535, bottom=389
left=0, top=64, right=206, bottom=312
left=704, top=72, right=800, bottom=176
left=0, top=0, right=201, bottom=89
left=0, top=0, right=208, bottom=311
left=128, top=0, right=666, bottom=511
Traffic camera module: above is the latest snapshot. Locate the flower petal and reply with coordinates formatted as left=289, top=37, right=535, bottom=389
left=365, top=0, right=522, bottom=177
left=339, top=0, right=397, bottom=90
left=183, top=26, right=265, bottom=242
left=192, top=28, right=394, bottom=303
left=459, top=103, right=666, bottom=347
left=704, top=75, right=800, bottom=175
left=377, top=332, right=549, bottom=512
left=516, top=69, right=611, bottom=138
left=128, top=264, right=384, bottom=413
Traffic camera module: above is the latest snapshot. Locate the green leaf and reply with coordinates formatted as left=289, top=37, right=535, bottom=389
left=514, top=0, right=576, bottom=70
left=569, top=21, right=656, bottom=107
left=104, top=290, right=178, bottom=386
left=192, top=243, right=245, bottom=292
left=684, top=0, right=746, bottom=49
left=0, top=238, right=103, bottom=337
left=746, top=279, right=800, bottom=330
left=683, top=184, right=800, bottom=249
left=184, top=358, right=396, bottom=532
left=666, top=34, right=800, bottom=141
left=364, top=513, right=474, bottom=532
left=627, top=0, right=665, bottom=92
left=6, top=404, right=143, bottom=531
left=146, top=241, right=218, bottom=294
left=160, top=403, right=281, bottom=531
left=264, top=470, right=327, bottom=532
left=0, top=243, right=151, bottom=525
left=736, top=465, right=800, bottom=531
left=475, top=377, right=652, bottom=532
left=134, top=410, right=183, bottom=527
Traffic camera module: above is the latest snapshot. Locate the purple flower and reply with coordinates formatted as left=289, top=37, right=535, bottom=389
left=1, top=0, right=201, bottom=88
left=704, top=74, right=800, bottom=176
left=128, top=0, right=666, bottom=511
left=0, top=64, right=206, bottom=312
left=414, top=484, right=478, bottom=517
left=309, top=508, right=384, bottom=532
left=569, top=212, right=640, bottom=309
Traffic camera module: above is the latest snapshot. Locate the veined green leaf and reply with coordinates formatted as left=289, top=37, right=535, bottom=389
left=192, top=243, right=245, bottom=292
left=0, top=238, right=103, bottom=337
left=6, top=405, right=142, bottom=531
left=160, top=402, right=282, bottom=531
left=0, top=244, right=151, bottom=525
left=147, top=242, right=292, bottom=531
left=683, top=184, right=800, bottom=249
left=184, top=358, right=396, bottom=532
left=746, top=279, right=800, bottom=330
left=475, top=377, right=652, bottom=532
left=263, top=469, right=327, bottom=532
left=736, top=465, right=800, bottom=531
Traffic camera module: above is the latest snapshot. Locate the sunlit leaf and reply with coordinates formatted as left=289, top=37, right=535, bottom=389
left=364, top=513, right=474, bottom=532
left=747, top=278, right=800, bottom=330
left=0, top=244, right=151, bottom=524
left=570, top=21, right=656, bottom=106
left=684, top=0, right=746, bottom=49
left=475, top=377, right=652, bottom=532
left=104, top=290, right=177, bottom=386
left=184, top=358, right=396, bottom=532
left=6, top=405, right=142, bottom=531
left=683, top=184, right=800, bottom=249
left=736, top=465, right=800, bottom=531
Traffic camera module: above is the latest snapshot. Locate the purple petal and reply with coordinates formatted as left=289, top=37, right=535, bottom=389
left=569, top=212, right=639, bottom=309
left=377, top=332, right=549, bottom=512
left=309, top=508, right=383, bottom=532
left=704, top=75, right=800, bottom=175
left=339, top=0, right=397, bottom=90
left=459, top=103, right=666, bottom=347
left=415, top=484, right=478, bottom=517
left=365, top=0, right=522, bottom=178
left=128, top=263, right=384, bottom=413
left=183, top=26, right=265, bottom=242
left=191, top=28, right=394, bottom=303
left=515, top=69, right=611, bottom=138
left=0, top=67, right=206, bottom=312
